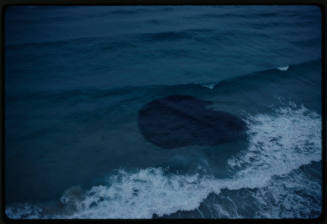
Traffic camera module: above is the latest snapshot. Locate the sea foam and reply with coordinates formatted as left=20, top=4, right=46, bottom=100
left=6, top=103, right=321, bottom=219
left=200, top=83, right=216, bottom=90
left=277, top=65, right=289, bottom=71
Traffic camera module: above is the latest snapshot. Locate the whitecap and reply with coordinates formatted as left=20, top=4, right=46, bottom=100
left=6, top=102, right=321, bottom=219
left=277, top=65, right=289, bottom=71
left=200, top=83, right=216, bottom=90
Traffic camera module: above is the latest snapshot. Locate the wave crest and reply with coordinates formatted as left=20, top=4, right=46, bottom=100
left=6, top=102, right=321, bottom=219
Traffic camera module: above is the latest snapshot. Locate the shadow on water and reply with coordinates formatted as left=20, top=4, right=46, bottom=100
left=138, top=95, right=248, bottom=149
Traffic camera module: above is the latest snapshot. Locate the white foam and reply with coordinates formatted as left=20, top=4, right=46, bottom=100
left=5, top=204, right=43, bottom=219
left=249, top=164, right=322, bottom=218
left=228, top=103, right=321, bottom=178
left=200, top=83, right=216, bottom=90
left=61, top=169, right=216, bottom=219
left=277, top=65, right=289, bottom=71
left=6, top=103, right=321, bottom=219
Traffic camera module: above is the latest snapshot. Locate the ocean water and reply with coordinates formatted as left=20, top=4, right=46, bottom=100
left=4, top=5, right=322, bottom=219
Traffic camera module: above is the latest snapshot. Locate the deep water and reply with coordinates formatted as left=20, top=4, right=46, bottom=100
left=4, top=5, right=322, bottom=219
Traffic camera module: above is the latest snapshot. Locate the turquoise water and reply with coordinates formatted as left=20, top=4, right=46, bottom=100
left=4, top=6, right=322, bottom=219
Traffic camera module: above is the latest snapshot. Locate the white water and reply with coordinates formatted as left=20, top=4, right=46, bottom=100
left=277, top=65, right=289, bottom=71
left=6, top=102, right=322, bottom=219
left=200, top=82, right=216, bottom=90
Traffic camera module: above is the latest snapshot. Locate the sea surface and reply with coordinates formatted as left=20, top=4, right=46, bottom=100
left=4, top=5, right=322, bottom=219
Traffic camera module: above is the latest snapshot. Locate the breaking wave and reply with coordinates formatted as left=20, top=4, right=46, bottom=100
left=5, top=102, right=321, bottom=219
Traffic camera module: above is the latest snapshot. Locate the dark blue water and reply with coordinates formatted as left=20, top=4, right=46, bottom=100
left=4, top=6, right=322, bottom=219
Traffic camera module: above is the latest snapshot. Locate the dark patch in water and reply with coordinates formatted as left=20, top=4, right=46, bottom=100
left=138, top=95, right=247, bottom=149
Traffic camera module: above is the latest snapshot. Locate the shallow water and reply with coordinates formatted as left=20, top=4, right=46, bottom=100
left=4, top=5, right=322, bottom=219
